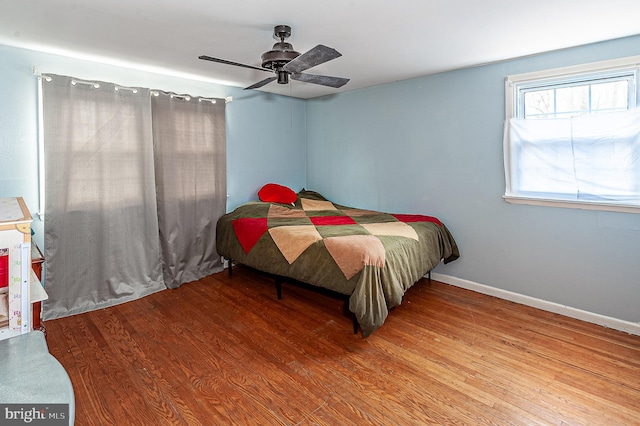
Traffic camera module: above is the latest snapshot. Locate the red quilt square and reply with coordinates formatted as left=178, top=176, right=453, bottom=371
left=310, top=216, right=357, bottom=226
left=232, top=217, right=268, bottom=253
left=392, top=214, right=442, bottom=227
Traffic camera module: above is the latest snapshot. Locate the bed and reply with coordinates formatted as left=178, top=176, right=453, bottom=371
left=216, top=188, right=459, bottom=337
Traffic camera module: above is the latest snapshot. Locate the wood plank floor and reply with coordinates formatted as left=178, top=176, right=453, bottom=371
left=44, top=265, right=640, bottom=425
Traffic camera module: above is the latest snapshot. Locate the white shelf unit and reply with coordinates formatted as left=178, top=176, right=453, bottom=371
left=0, top=197, right=47, bottom=341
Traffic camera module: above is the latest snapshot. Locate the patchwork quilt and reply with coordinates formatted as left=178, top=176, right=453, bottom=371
left=216, top=190, right=459, bottom=337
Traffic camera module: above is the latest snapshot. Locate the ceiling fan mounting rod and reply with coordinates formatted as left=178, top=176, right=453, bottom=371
left=273, top=24, right=292, bottom=42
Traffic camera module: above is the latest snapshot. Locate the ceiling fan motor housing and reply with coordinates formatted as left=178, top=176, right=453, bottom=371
left=261, top=43, right=300, bottom=72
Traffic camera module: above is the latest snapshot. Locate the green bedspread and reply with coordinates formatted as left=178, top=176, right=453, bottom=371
left=216, top=190, right=459, bottom=337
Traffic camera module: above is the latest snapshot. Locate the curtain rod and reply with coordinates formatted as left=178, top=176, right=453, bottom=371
left=34, top=68, right=233, bottom=103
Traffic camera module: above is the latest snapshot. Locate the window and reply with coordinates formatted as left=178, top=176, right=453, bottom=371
left=504, top=56, right=640, bottom=213
left=520, top=76, right=632, bottom=119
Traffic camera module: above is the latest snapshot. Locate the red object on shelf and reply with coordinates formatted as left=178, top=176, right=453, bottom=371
left=0, top=254, right=8, bottom=289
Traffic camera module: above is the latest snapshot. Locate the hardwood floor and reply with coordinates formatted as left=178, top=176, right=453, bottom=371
left=44, top=266, right=640, bottom=425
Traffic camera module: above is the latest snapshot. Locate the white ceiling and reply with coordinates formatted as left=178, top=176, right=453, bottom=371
left=2, top=0, right=640, bottom=99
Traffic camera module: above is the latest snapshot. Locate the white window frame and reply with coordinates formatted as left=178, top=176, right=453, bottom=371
left=504, top=55, right=640, bottom=214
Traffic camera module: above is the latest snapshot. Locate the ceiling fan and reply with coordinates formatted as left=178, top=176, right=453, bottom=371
left=199, top=25, right=349, bottom=90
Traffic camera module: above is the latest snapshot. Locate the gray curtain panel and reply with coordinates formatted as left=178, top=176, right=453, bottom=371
left=42, top=76, right=227, bottom=318
left=42, top=75, right=166, bottom=319
left=152, top=93, right=226, bottom=288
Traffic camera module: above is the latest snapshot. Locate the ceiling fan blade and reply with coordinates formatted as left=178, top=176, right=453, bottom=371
left=199, top=55, right=271, bottom=73
left=244, top=76, right=278, bottom=90
left=283, top=45, right=342, bottom=73
left=290, top=73, right=350, bottom=88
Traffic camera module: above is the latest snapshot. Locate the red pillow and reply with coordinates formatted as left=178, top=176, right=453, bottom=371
left=258, top=183, right=298, bottom=204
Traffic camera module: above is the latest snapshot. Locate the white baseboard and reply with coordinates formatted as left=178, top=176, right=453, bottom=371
left=431, top=273, right=640, bottom=337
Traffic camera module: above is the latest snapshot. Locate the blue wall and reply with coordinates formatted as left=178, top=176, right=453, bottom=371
left=0, top=43, right=307, bottom=249
left=306, top=35, right=640, bottom=326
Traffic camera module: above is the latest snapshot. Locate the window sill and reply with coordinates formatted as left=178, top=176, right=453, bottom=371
left=503, top=195, right=640, bottom=214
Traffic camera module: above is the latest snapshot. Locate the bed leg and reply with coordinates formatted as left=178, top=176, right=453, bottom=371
left=343, top=300, right=358, bottom=334
left=427, top=269, right=431, bottom=282
left=227, top=258, right=233, bottom=277
left=275, top=277, right=282, bottom=300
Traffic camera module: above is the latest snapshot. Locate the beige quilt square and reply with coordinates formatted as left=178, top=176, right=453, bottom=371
left=301, top=198, right=337, bottom=211
left=268, top=204, right=307, bottom=218
left=268, top=225, right=322, bottom=264
left=324, top=235, right=385, bottom=280
left=361, top=222, right=419, bottom=241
